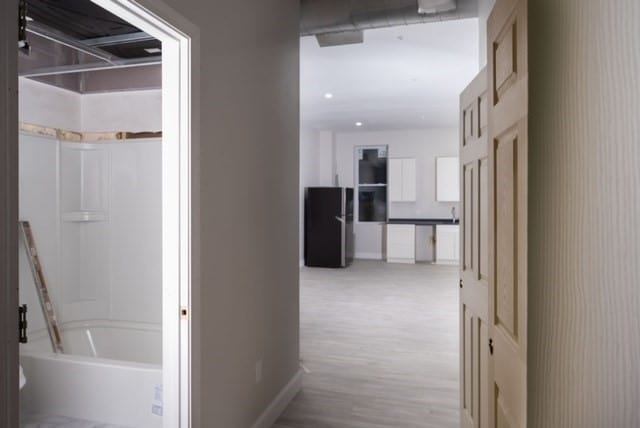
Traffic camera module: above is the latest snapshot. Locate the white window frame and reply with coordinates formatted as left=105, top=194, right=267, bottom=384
left=354, top=145, right=389, bottom=224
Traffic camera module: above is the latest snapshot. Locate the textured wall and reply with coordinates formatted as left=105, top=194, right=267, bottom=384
left=529, top=1, right=640, bottom=426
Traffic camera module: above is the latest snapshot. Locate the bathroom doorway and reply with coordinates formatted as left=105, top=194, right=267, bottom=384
left=6, top=0, right=197, bottom=427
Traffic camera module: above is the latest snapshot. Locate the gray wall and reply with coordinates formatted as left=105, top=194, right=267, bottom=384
left=529, top=1, right=640, bottom=426
left=160, top=0, right=301, bottom=426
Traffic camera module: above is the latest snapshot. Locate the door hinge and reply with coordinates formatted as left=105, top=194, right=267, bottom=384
left=459, top=279, right=463, bottom=289
left=489, top=338, right=494, bottom=355
left=19, top=304, right=28, bottom=344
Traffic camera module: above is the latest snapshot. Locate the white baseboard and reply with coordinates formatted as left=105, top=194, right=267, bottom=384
left=355, top=252, right=384, bottom=260
left=250, top=368, right=303, bottom=428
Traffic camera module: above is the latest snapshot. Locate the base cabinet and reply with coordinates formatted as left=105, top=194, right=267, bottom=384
left=386, top=224, right=416, bottom=263
left=435, top=224, right=459, bottom=264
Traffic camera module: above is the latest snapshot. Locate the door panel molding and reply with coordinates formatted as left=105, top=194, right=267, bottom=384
left=487, top=0, right=528, bottom=426
left=460, top=68, right=490, bottom=428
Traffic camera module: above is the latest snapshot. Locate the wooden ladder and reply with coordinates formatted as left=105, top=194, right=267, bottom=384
left=19, top=221, right=64, bottom=353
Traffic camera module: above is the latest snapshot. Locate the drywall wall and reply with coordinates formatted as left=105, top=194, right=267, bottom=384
left=529, top=1, right=640, bottom=426
left=18, top=77, right=162, bottom=133
left=155, top=0, right=301, bottom=426
left=19, top=78, right=82, bottom=130
left=81, top=90, right=162, bottom=132
left=334, top=128, right=459, bottom=260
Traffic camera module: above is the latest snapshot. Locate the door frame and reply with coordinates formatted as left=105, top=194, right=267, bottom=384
left=1, top=0, right=201, bottom=426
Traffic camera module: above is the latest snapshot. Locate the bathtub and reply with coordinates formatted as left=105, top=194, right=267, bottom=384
left=20, top=320, right=162, bottom=428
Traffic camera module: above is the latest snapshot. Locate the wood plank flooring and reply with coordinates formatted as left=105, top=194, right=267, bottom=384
left=273, top=260, right=460, bottom=428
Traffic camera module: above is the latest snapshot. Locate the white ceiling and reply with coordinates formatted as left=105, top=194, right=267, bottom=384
left=300, top=18, right=480, bottom=132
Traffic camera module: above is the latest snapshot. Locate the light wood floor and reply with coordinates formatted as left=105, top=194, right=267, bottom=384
left=273, top=260, right=460, bottom=428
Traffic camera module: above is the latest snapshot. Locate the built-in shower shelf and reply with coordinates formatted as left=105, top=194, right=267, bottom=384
left=62, top=211, right=108, bottom=222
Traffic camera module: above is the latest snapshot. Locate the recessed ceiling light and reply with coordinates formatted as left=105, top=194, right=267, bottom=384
left=324, top=93, right=334, bottom=99
left=355, top=122, right=363, bottom=127
left=145, top=47, right=162, bottom=54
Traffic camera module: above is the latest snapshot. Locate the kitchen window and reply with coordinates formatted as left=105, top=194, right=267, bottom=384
left=355, top=146, right=388, bottom=222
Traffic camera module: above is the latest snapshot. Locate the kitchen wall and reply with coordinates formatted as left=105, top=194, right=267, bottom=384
left=529, top=1, right=640, bottom=425
left=334, top=128, right=459, bottom=260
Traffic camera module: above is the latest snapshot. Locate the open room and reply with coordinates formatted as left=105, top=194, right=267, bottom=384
left=283, top=7, right=479, bottom=427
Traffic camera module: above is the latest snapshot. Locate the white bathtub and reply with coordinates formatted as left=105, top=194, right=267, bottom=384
left=20, top=320, right=162, bottom=428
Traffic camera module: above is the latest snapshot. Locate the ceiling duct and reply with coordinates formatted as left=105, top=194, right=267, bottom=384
left=301, top=0, right=477, bottom=44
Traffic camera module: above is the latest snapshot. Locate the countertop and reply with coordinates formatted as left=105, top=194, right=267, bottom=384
left=387, top=218, right=460, bottom=226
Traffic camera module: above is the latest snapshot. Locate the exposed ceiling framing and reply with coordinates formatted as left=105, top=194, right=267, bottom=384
left=19, top=0, right=478, bottom=93
left=19, top=0, right=162, bottom=93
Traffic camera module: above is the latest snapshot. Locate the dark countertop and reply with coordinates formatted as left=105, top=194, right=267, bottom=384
left=387, top=218, right=460, bottom=226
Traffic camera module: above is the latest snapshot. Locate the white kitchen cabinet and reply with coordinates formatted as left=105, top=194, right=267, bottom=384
left=436, top=156, right=460, bottom=202
left=386, top=224, right=416, bottom=263
left=389, top=158, right=416, bottom=202
left=435, top=224, right=460, bottom=264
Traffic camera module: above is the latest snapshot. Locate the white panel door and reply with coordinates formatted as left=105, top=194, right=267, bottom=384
left=488, top=0, right=528, bottom=426
left=459, top=68, right=490, bottom=428
left=388, top=158, right=403, bottom=202
left=401, top=158, right=417, bottom=202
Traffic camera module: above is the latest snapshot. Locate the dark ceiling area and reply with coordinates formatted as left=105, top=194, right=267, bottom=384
left=20, top=0, right=162, bottom=93
left=26, top=0, right=161, bottom=58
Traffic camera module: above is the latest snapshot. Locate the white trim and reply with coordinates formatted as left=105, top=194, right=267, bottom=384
left=355, top=252, right=384, bottom=260
left=88, top=1, right=199, bottom=427
left=250, top=369, right=303, bottom=428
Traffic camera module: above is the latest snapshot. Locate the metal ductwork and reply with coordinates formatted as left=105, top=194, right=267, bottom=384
left=301, top=0, right=478, bottom=46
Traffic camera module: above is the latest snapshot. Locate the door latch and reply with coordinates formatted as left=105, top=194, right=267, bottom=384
left=489, top=338, right=494, bottom=355
left=459, top=279, right=463, bottom=289
left=19, top=304, right=28, bottom=344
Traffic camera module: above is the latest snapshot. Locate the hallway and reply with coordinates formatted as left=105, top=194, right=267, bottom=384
left=274, top=261, right=459, bottom=428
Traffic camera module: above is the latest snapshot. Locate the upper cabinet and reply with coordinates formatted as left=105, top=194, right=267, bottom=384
left=436, top=156, right=460, bottom=202
left=389, top=158, right=416, bottom=202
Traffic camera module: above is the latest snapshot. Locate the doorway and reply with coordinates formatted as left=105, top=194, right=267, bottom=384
left=291, top=15, right=479, bottom=428
left=2, top=0, right=197, bottom=426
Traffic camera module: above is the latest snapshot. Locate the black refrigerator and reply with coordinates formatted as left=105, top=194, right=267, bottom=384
left=304, top=187, right=354, bottom=268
